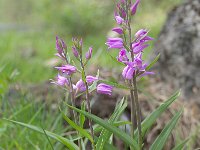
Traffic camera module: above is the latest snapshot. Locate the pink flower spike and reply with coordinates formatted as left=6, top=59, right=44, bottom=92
left=112, top=27, right=123, bottom=34
left=130, top=0, right=140, bottom=15
left=85, top=47, right=93, bottom=60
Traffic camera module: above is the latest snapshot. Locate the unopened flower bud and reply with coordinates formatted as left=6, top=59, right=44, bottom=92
left=85, top=47, right=93, bottom=60
left=130, top=0, right=140, bottom=15
left=72, top=46, right=79, bottom=58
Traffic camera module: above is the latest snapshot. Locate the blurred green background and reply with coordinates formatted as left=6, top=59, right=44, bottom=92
left=0, top=0, right=182, bottom=149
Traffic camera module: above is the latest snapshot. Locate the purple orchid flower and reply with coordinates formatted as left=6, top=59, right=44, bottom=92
left=51, top=74, right=69, bottom=86
left=122, top=63, right=136, bottom=80
left=97, top=83, right=113, bottom=96
left=117, top=49, right=129, bottom=63
left=75, top=79, right=86, bottom=93
left=106, top=38, right=124, bottom=49
left=55, top=65, right=76, bottom=75
left=132, top=42, right=149, bottom=54
left=115, top=15, right=124, bottom=25
left=86, top=75, right=98, bottom=84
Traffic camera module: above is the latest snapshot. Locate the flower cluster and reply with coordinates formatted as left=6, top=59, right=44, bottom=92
left=51, top=36, right=113, bottom=96
left=106, top=0, right=154, bottom=80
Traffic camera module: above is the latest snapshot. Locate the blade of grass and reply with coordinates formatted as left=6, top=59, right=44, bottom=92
left=150, top=110, right=182, bottom=150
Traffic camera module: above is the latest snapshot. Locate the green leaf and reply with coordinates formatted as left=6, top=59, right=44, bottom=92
left=137, top=90, right=180, bottom=137
left=3, top=119, right=79, bottom=150
left=96, top=98, right=127, bottom=150
left=150, top=110, right=182, bottom=150
left=172, top=139, right=189, bottom=150
left=146, top=54, right=160, bottom=71
left=65, top=103, right=139, bottom=150
left=99, top=80, right=130, bottom=90
left=60, top=110, right=93, bottom=143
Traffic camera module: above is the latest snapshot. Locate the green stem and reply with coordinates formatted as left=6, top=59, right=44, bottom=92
left=80, top=59, right=95, bottom=150
left=125, top=0, right=142, bottom=149
left=130, top=80, right=137, bottom=138
left=69, top=77, right=82, bottom=150
left=133, top=76, right=142, bottom=149
left=64, top=56, right=82, bottom=150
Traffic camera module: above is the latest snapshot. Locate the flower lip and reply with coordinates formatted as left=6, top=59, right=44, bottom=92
left=112, top=27, right=123, bottom=35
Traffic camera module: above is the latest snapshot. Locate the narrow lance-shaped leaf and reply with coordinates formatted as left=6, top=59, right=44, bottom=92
left=150, top=110, right=182, bottom=150
left=146, top=53, right=160, bottom=71
left=96, top=98, right=127, bottom=150
left=172, top=139, right=189, bottom=150
left=60, top=109, right=93, bottom=143
left=135, top=90, right=180, bottom=138
left=3, top=119, right=78, bottom=150
left=64, top=103, right=139, bottom=150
